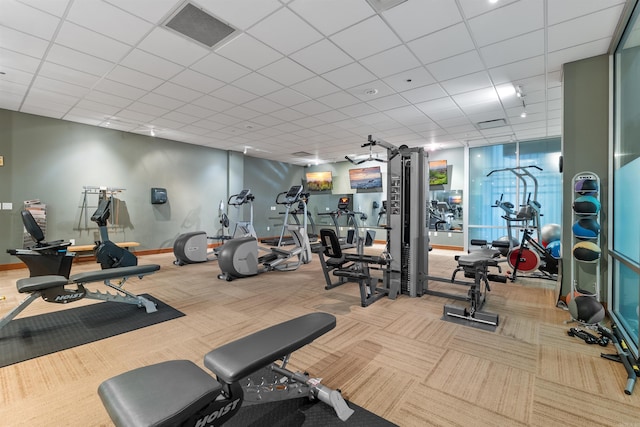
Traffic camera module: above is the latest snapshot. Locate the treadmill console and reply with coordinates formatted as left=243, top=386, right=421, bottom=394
left=338, top=197, right=350, bottom=211
left=284, top=185, right=303, bottom=202
left=231, top=189, right=252, bottom=205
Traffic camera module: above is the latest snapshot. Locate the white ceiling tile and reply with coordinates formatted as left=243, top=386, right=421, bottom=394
left=408, top=23, right=474, bottom=65
left=211, top=85, right=258, bottom=104
left=416, top=97, right=457, bottom=114
left=67, top=0, right=153, bottom=45
left=175, top=104, right=215, bottom=119
left=46, top=45, right=114, bottom=76
left=178, top=124, right=213, bottom=136
left=154, top=81, right=203, bottom=103
left=330, top=16, right=400, bottom=60
left=84, top=89, right=134, bottom=108
left=382, top=66, right=435, bottom=92
left=127, top=101, right=170, bottom=117
left=337, top=102, right=377, bottom=117
left=548, top=6, right=623, bottom=52
left=547, top=0, right=625, bottom=25
left=0, top=26, right=49, bottom=58
left=292, top=116, right=325, bottom=128
left=138, top=92, right=185, bottom=110
left=468, top=0, right=543, bottom=47
left=225, top=105, right=262, bottom=120
left=20, top=103, right=66, bottom=118
left=426, top=50, right=484, bottom=81
left=191, top=53, right=251, bottom=83
left=138, top=27, right=210, bottom=66
left=103, top=0, right=178, bottom=23
left=55, top=22, right=130, bottom=63
left=216, top=33, right=282, bottom=69
left=290, top=100, right=331, bottom=115
left=39, top=62, right=101, bottom=88
left=384, top=106, right=430, bottom=126
left=265, top=87, right=310, bottom=107
left=0, top=80, right=28, bottom=97
left=480, top=30, right=544, bottom=68
left=92, top=79, right=147, bottom=101
left=290, top=39, right=353, bottom=74
left=317, top=91, right=361, bottom=109
left=259, top=57, right=315, bottom=86
left=19, top=0, right=70, bottom=17
left=162, top=110, right=200, bottom=125
left=117, top=108, right=155, bottom=123
left=0, top=65, right=33, bottom=86
left=322, top=62, right=376, bottom=89
left=32, top=75, right=89, bottom=98
left=453, top=87, right=500, bottom=108
left=243, top=97, right=283, bottom=114
left=547, top=39, right=611, bottom=71
left=121, top=49, right=184, bottom=80
left=291, top=76, right=341, bottom=98
left=170, top=69, right=225, bottom=93
left=400, top=83, right=447, bottom=104
left=314, top=109, right=350, bottom=123
left=360, top=45, right=421, bottom=78
left=1, top=0, right=61, bottom=39
left=488, top=56, right=545, bottom=84
left=348, top=80, right=395, bottom=101
left=440, top=71, right=493, bottom=95
left=383, top=0, right=462, bottom=42
left=64, top=111, right=105, bottom=125
left=289, top=0, right=374, bottom=36
left=251, top=115, right=285, bottom=127
left=191, top=95, right=234, bottom=112
left=107, top=65, right=163, bottom=91
left=232, top=73, right=283, bottom=96
left=457, top=0, right=518, bottom=19
left=199, top=0, right=282, bottom=30
left=248, top=7, right=323, bottom=55
left=0, top=47, right=43, bottom=73
left=367, top=94, right=410, bottom=111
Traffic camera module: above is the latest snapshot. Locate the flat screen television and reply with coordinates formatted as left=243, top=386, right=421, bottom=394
left=305, top=171, right=333, bottom=192
left=348, top=166, right=383, bottom=190
left=429, top=160, right=448, bottom=186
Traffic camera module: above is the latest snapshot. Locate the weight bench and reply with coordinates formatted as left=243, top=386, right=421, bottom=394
left=98, top=312, right=354, bottom=427
left=317, top=228, right=393, bottom=307
left=0, top=264, right=161, bottom=332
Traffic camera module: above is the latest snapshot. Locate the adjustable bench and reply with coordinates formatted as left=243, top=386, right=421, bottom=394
left=0, top=264, right=161, bottom=332
left=98, top=312, right=353, bottom=427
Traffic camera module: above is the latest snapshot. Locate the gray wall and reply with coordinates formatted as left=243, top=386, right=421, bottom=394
left=562, top=54, right=609, bottom=298
left=0, top=109, right=301, bottom=265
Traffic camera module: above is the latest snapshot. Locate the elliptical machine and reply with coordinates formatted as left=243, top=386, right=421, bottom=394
left=217, top=185, right=312, bottom=281
left=173, top=190, right=256, bottom=265
left=91, top=198, right=137, bottom=269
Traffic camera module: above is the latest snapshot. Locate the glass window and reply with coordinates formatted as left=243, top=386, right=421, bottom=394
left=611, top=1, right=640, bottom=356
left=468, top=139, right=561, bottom=245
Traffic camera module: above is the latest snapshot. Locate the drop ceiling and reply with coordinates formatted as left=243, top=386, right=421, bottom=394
left=0, top=0, right=629, bottom=165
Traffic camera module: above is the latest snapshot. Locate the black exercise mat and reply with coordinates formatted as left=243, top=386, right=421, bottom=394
left=0, top=294, right=184, bottom=368
left=227, top=396, right=397, bottom=427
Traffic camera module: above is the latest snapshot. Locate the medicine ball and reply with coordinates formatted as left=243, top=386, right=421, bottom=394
left=572, top=218, right=600, bottom=239
left=573, top=195, right=600, bottom=215
left=574, top=179, right=598, bottom=195
left=546, top=240, right=561, bottom=258
left=541, top=223, right=561, bottom=246
left=573, top=241, right=601, bottom=262
left=568, top=295, right=605, bottom=324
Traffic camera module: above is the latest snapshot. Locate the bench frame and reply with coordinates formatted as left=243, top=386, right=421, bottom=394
left=0, top=265, right=160, bottom=332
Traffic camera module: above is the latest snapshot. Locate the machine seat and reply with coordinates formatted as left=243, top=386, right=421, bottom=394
left=16, top=275, right=69, bottom=293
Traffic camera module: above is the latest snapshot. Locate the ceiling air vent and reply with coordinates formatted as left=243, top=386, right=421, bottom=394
left=165, top=3, right=236, bottom=48
left=292, top=151, right=313, bottom=157
left=476, top=118, right=507, bottom=130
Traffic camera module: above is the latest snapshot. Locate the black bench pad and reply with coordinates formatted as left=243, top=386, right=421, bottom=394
left=17, top=275, right=69, bottom=293
left=204, top=312, right=336, bottom=384
left=456, top=253, right=499, bottom=268
left=70, top=264, right=160, bottom=284
left=98, top=360, right=222, bottom=427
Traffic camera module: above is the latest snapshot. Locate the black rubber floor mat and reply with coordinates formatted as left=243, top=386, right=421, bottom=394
left=0, top=294, right=184, bottom=367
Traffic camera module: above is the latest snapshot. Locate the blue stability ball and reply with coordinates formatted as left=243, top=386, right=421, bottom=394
left=546, top=240, right=561, bottom=259
left=573, top=195, right=601, bottom=215
left=572, top=218, right=600, bottom=239
left=574, top=179, right=598, bottom=195
left=573, top=241, right=601, bottom=262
